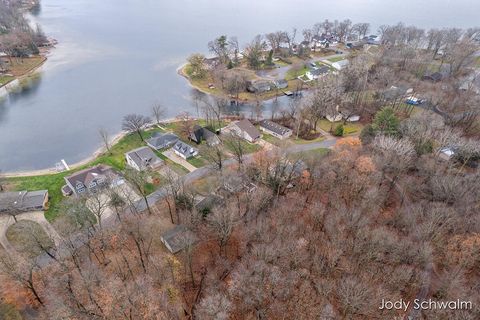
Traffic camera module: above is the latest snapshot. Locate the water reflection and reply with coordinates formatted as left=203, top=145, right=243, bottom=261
left=6, top=74, right=43, bottom=103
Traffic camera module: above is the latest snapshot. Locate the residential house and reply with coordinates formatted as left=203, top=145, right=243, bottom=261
left=189, top=125, right=221, bottom=146
left=146, top=132, right=179, bottom=150
left=195, top=194, right=224, bottom=215
left=173, top=141, right=198, bottom=159
left=160, top=225, right=197, bottom=254
left=422, top=72, right=444, bottom=82
left=326, top=105, right=343, bottom=122
left=247, top=80, right=272, bottom=93
left=259, top=119, right=292, bottom=139
left=223, top=173, right=257, bottom=194
left=125, top=146, right=163, bottom=171
left=0, top=190, right=49, bottom=213
left=63, top=165, right=123, bottom=197
left=382, top=85, right=409, bottom=101
left=273, top=79, right=288, bottom=89
left=306, top=66, right=329, bottom=80
left=231, top=119, right=261, bottom=143
left=332, top=59, right=349, bottom=70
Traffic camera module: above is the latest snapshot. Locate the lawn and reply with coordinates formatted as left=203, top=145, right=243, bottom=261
left=327, top=56, right=346, bottom=63
left=0, top=74, right=14, bottom=86
left=261, top=133, right=282, bottom=146
left=318, top=120, right=363, bottom=135
left=292, top=134, right=326, bottom=144
left=187, top=156, right=208, bottom=168
left=285, top=64, right=309, bottom=80
left=224, top=139, right=262, bottom=154
left=1, top=56, right=46, bottom=76
left=299, top=148, right=330, bottom=158
left=7, top=172, right=70, bottom=221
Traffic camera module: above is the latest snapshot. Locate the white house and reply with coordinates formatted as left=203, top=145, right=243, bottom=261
left=231, top=119, right=261, bottom=143
left=173, top=141, right=198, bottom=159
left=332, top=60, right=349, bottom=70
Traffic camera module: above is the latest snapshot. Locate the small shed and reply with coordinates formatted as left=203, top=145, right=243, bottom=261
left=160, top=225, right=197, bottom=254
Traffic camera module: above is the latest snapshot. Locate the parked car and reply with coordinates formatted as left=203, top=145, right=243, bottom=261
left=405, top=96, right=424, bottom=105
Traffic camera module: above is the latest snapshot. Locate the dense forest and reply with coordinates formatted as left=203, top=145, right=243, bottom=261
left=0, top=0, right=46, bottom=58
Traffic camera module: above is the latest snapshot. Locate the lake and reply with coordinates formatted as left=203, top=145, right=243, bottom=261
left=1, top=0, right=479, bottom=171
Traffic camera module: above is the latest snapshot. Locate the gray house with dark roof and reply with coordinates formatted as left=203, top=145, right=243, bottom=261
left=0, top=190, right=49, bottom=213
left=273, top=79, right=288, bottom=89
left=306, top=66, right=329, bottom=80
left=146, top=132, right=179, bottom=150
left=173, top=141, right=198, bottom=159
left=63, top=165, right=122, bottom=196
left=247, top=80, right=272, bottom=93
left=125, top=146, right=163, bottom=171
left=189, top=125, right=221, bottom=146
left=231, top=119, right=261, bottom=143
left=259, top=120, right=292, bottom=139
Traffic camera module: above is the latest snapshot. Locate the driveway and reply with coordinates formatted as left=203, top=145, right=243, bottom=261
left=162, top=149, right=197, bottom=172
left=0, top=211, right=63, bottom=252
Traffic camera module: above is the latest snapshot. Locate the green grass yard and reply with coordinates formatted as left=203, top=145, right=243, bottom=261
left=327, top=56, right=346, bottom=63
left=285, top=65, right=309, bottom=80
left=299, top=148, right=330, bottom=158
left=0, top=75, right=14, bottom=86
left=187, top=156, right=208, bottom=168
left=318, top=120, right=363, bottom=135
left=224, top=139, right=262, bottom=154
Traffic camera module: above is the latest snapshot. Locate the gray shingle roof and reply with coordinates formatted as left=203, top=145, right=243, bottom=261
left=161, top=225, right=197, bottom=253
left=173, top=141, right=198, bottom=158
left=259, top=120, right=292, bottom=137
left=234, top=119, right=261, bottom=140
left=146, top=133, right=179, bottom=150
left=125, top=146, right=163, bottom=170
left=0, top=190, right=48, bottom=212
left=309, top=66, right=330, bottom=76
left=64, top=165, right=118, bottom=195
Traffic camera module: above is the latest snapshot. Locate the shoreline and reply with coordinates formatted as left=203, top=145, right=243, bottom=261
left=0, top=53, right=48, bottom=90
left=177, top=63, right=292, bottom=103
left=2, top=117, right=191, bottom=178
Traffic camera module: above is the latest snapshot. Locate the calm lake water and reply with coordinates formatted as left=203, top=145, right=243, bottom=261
left=1, top=0, right=479, bottom=171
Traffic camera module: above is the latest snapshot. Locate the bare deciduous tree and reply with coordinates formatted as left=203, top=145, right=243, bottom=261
left=121, top=114, right=151, bottom=141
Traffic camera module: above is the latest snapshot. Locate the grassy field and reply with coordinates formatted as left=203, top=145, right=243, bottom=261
left=299, top=148, right=330, bottom=158
left=1, top=56, right=46, bottom=77
left=261, top=133, right=283, bottom=146
left=317, top=120, right=363, bottom=135
left=6, top=220, right=54, bottom=257
left=285, top=64, right=309, bottom=80
left=224, top=139, right=262, bottom=155
left=292, top=134, right=326, bottom=144
left=0, top=74, right=14, bottom=86
left=327, top=56, right=346, bottom=63
left=187, top=156, right=208, bottom=168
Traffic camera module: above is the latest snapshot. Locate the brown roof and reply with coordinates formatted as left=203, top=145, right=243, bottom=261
left=64, top=165, right=117, bottom=190
left=234, top=119, right=261, bottom=140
